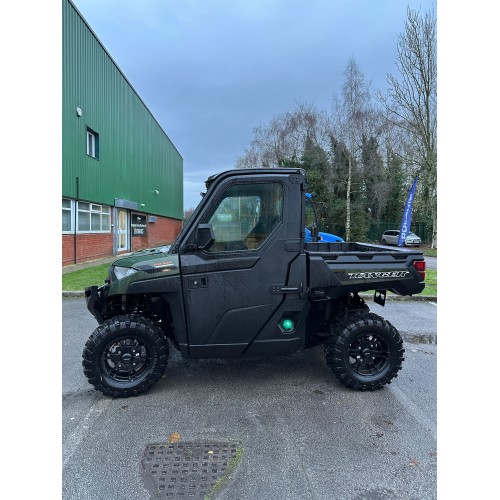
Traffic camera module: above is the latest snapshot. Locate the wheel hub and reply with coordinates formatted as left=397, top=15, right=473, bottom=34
left=102, top=338, right=149, bottom=381
left=121, top=352, right=132, bottom=364
left=362, top=348, right=374, bottom=360
left=349, top=333, right=389, bottom=376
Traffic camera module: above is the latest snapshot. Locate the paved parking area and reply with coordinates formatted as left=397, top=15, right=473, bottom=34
left=63, top=298, right=437, bottom=500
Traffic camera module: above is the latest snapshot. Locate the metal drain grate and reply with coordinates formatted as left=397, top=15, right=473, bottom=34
left=141, top=442, right=239, bottom=498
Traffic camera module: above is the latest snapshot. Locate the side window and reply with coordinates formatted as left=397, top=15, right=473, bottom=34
left=305, top=197, right=316, bottom=230
left=206, top=183, right=283, bottom=252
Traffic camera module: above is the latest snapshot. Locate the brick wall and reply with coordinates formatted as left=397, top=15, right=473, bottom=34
left=131, top=216, right=183, bottom=252
left=62, top=215, right=182, bottom=266
left=62, top=233, right=114, bottom=266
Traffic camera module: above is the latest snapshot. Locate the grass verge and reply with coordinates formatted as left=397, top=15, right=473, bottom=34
left=422, top=268, right=437, bottom=296
left=422, top=247, right=437, bottom=257
left=62, top=264, right=109, bottom=291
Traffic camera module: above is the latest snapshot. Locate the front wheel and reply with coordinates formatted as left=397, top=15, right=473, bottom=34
left=82, top=315, right=169, bottom=398
left=325, top=312, right=404, bottom=390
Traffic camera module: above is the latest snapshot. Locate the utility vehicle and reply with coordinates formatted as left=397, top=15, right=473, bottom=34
left=83, top=168, right=425, bottom=397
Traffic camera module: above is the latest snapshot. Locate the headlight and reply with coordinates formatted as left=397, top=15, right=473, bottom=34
left=112, top=266, right=138, bottom=281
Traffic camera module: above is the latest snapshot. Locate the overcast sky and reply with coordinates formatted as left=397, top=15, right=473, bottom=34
left=72, top=0, right=436, bottom=210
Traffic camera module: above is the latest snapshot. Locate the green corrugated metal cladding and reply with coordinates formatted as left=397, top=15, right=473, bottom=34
left=62, top=0, right=183, bottom=219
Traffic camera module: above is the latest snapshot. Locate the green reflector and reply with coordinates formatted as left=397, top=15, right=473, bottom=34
left=282, top=319, right=294, bottom=330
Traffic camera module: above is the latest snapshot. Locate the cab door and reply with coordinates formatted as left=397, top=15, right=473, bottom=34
left=179, top=174, right=305, bottom=357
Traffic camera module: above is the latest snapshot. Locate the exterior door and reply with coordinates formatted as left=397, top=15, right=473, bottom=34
left=179, top=175, right=307, bottom=358
left=117, top=209, right=130, bottom=252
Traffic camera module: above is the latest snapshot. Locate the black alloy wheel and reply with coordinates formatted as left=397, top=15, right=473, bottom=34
left=347, top=332, right=390, bottom=377
left=82, top=315, right=169, bottom=398
left=101, top=336, right=151, bottom=383
left=325, top=312, right=404, bottom=391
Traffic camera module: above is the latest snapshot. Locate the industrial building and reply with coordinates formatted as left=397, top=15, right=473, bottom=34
left=62, top=0, right=183, bottom=266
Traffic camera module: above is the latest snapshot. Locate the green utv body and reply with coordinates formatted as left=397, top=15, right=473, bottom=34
left=83, top=168, right=425, bottom=397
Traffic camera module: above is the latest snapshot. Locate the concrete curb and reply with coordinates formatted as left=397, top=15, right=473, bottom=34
left=63, top=290, right=436, bottom=302
left=63, top=291, right=87, bottom=298
left=360, top=293, right=437, bottom=302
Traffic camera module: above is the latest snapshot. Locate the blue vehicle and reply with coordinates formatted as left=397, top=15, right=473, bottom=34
left=304, top=227, right=344, bottom=243
left=304, top=193, right=344, bottom=243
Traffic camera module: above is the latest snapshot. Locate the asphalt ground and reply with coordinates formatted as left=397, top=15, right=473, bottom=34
left=63, top=298, right=437, bottom=500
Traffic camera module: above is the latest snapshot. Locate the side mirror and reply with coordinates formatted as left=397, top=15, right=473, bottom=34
left=196, top=224, right=215, bottom=251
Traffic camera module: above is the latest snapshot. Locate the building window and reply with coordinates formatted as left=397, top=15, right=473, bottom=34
left=62, top=198, right=74, bottom=233
left=77, top=202, right=111, bottom=233
left=86, top=127, right=99, bottom=159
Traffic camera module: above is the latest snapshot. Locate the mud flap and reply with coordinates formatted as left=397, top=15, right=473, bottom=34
left=85, top=285, right=105, bottom=323
left=374, top=290, right=386, bottom=306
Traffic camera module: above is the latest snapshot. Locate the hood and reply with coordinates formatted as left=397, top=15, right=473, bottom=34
left=107, top=250, right=180, bottom=294
left=109, top=248, right=180, bottom=289
left=112, top=245, right=172, bottom=269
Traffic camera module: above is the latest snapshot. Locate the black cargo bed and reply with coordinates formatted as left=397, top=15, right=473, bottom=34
left=305, top=242, right=425, bottom=297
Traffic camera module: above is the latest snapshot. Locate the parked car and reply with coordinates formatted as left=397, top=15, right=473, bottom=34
left=381, top=230, right=421, bottom=246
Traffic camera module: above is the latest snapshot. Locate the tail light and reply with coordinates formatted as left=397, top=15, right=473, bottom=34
left=413, top=260, right=426, bottom=281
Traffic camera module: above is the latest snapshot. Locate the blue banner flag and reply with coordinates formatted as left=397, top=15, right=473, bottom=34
left=397, top=178, right=418, bottom=247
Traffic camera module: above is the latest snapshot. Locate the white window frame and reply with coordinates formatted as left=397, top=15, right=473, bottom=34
left=62, top=198, right=74, bottom=234
left=86, top=127, right=99, bottom=159
left=77, top=202, right=111, bottom=234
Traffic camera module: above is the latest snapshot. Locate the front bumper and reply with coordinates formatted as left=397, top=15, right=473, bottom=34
left=85, top=285, right=107, bottom=323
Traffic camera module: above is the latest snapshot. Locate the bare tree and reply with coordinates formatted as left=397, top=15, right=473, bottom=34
left=183, top=207, right=195, bottom=224
left=331, top=58, right=374, bottom=241
left=379, top=7, right=437, bottom=247
left=235, top=103, right=330, bottom=169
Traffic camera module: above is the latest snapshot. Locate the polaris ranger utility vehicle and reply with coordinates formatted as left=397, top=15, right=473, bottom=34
left=83, top=168, right=426, bottom=398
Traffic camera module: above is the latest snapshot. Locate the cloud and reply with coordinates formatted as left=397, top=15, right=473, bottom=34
left=73, top=0, right=437, bottom=209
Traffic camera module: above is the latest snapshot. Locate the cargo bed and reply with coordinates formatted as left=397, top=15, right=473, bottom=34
left=305, top=241, right=425, bottom=298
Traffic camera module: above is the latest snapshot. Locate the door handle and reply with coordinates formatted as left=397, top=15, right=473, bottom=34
left=270, top=283, right=303, bottom=295
left=188, top=276, right=208, bottom=289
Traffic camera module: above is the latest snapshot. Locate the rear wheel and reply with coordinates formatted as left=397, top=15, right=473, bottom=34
left=381, top=239, right=387, bottom=245
left=325, top=312, right=404, bottom=390
left=82, top=315, right=169, bottom=398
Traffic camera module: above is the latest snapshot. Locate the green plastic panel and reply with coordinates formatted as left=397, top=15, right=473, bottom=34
left=62, top=0, right=183, bottom=219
